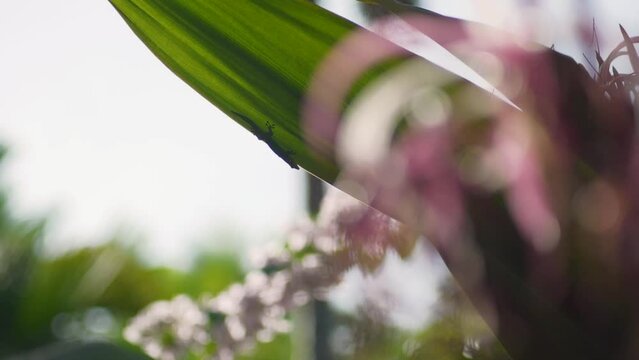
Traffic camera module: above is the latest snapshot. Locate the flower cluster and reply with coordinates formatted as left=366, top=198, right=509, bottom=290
left=124, top=295, right=210, bottom=360
left=124, top=188, right=417, bottom=360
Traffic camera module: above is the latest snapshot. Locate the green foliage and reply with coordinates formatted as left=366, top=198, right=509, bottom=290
left=181, top=252, right=245, bottom=297
left=0, top=149, right=46, bottom=357
left=12, top=243, right=244, bottom=351
left=0, top=144, right=287, bottom=359
left=0, top=147, right=244, bottom=355
left=5, top=342, right=150, bottom=360
left=237, top=335, right=291, bottom=360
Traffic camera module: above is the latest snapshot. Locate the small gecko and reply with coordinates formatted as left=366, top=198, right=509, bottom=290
left=232, top=111, right=299, bottom=170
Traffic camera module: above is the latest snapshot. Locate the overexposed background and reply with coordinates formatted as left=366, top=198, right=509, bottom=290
left=1, top=0, right=638, bottom=269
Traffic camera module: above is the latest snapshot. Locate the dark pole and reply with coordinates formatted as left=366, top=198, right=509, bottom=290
left=357, top=0, right=420, bottom=20
left=304, top=2, right=421, bottom=359
left=304, top=4, right=330, bottom=359
left=305, top=174, right=331, bottom=360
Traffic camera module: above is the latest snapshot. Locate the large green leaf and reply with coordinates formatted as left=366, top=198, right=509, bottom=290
left=109, top=0, right=358, bottom=181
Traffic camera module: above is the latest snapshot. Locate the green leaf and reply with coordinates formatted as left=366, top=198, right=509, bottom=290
left=108, top=0, right=358, bottom=181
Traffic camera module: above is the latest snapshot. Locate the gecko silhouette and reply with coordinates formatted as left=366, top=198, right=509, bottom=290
left=232, top=112, right=299, bottom=170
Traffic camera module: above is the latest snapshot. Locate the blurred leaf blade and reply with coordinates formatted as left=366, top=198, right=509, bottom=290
left=109, top=0, right=358, bottom=180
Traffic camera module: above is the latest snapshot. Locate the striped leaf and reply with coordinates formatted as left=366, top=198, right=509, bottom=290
left=109, top=0, right=358, bottom=181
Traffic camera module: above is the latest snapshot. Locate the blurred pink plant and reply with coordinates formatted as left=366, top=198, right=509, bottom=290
left=303, top=7, right=639, bottom=359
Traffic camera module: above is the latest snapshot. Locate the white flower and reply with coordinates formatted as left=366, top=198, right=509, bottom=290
left=124, top=295, right=209, bottom=360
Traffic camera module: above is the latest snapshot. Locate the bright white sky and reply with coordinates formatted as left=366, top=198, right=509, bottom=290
left=0, top=0, right=307, bottom=267
left=0, top=0, right=638, bottom=268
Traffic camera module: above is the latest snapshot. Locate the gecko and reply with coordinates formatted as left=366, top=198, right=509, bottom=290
left=231, top=111, right=299, bottom=170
